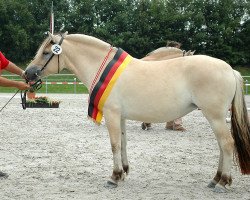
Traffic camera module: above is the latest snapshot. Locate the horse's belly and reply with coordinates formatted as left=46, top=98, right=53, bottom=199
left=120, top=94, right=195, bottom=123
left=125, top=108, right=195, bottom=123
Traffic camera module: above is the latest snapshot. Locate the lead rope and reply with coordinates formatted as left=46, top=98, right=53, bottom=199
left=0, top=89, right=20, bottom=112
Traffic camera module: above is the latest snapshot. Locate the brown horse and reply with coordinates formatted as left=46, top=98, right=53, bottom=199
left=25, top=32, right=250, bottom=193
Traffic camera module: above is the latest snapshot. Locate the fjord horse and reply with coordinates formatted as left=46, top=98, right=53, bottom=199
left=25, top=32, right=250, bottom=192
left=141, top=47, right=195, bottom=130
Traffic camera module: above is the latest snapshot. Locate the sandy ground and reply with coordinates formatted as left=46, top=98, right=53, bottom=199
left=0, top=93, right=249, bottom=200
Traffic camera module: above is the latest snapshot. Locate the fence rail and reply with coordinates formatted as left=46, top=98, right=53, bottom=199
left=2, top=74, right=250, bottom=94
left=1, top=74, right=84, bottom=94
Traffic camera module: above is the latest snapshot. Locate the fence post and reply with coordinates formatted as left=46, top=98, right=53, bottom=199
left=246, top=80, right=248, bottom=95
left=45, top=77, right=48, bottom=94
left=74, top=78, right=77, bottom=94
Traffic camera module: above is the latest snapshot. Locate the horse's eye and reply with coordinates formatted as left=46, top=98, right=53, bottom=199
left=43, top=52, right=50, bottom=56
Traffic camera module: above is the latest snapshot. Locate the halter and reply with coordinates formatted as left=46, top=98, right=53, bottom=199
left=40, top=35, right=64, bottom=72
left=21, top=34, right=65, bottom=109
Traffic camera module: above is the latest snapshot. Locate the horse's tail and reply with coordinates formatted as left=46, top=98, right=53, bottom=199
left=231, top=70, right=250, bottom=174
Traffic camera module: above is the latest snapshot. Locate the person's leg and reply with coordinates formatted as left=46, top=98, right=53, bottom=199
left=173, top=118, right=186, bottom=131
left=165, top=121, right=174, bottom=130
left=141, top=122, right=152, bottom=130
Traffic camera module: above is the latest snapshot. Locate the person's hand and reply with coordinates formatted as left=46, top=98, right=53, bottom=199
left=16, top=81, right=31, bottom=90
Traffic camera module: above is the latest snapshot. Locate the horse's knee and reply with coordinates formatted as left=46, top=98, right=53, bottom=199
left=111, top=144, right=120, bottom=153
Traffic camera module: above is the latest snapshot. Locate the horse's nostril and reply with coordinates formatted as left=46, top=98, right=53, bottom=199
left=25, top=66, right=41, bottom=81
left=36, top=69, right=42, bottom=76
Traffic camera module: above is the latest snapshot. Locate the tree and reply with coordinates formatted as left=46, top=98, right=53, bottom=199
left=0, top=0, right=249, bottom=66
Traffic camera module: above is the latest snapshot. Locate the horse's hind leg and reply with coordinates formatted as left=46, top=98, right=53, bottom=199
left=205, top=114, right=234, bottom=193
left=121, top=119, right=129, bottom=174
left=207, top=147, right=223, bottom=188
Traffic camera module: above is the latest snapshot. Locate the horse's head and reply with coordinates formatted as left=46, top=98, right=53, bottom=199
left=25, top=31, right=68, bottom=82
left=184, top=50, right=196, bottom=56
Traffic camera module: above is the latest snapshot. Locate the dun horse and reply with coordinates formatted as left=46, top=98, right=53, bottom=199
left=141, top=47, right=195, bottom=130
left=25, top=32, right=250, bottom=193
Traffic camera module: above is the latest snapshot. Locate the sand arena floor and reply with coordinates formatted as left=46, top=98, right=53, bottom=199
left=0, top=93, right=250, bottom=200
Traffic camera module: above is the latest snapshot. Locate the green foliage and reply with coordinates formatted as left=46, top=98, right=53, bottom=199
left=0, top=0, right=250, bottom=66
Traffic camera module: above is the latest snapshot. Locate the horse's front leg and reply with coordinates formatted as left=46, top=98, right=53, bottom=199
left=121, top=119, right=129, bottom=174
left=104, top=110, right=125, bottom=188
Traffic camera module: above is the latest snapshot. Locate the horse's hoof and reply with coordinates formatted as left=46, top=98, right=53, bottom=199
left=213, top=184, right=228, bottom=193
left=104, top=180, right=118, bottom=189
left=141, top=123, right=152, bottom=130
left=207, top=180, right=217, bottom=188
left=141, top=123, right=147, bottom=130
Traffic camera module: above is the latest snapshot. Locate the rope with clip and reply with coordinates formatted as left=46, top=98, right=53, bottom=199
left=0, top=90, right=20, bottom=112
left=0, top=79, right=43, bottom=112
left=21, top=79, right=43, bottom=110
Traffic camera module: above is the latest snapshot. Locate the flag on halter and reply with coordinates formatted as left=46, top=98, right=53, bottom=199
left=50, top=1, right=54, bottom=34
left=88, top=48, right=132, bottom=124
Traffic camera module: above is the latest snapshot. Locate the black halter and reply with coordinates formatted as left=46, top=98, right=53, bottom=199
left=40, top=35, right=64, bottom=72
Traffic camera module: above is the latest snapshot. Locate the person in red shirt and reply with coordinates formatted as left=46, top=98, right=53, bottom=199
left=0, top=51, right=30, bottom=178
left=0, top=51, right=30, bottom=90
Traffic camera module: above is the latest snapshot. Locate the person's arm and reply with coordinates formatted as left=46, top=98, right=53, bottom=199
left=4, top=61, right=25, bottom=79
left=0, top=76, right=30, bottom=90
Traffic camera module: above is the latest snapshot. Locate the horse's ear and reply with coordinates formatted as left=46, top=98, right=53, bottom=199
left=47, top=31, right=56, bottom=43
left=186, top=50, right=191, bottom=56
left=191, top=50, right=196, bottom=55
left=62, top=31, right=68, bottom=38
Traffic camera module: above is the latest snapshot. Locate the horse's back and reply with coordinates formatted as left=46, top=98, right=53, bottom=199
left=107, top=55, right=236, bottom=122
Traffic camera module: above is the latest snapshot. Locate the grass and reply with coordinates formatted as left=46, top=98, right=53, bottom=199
left=0, top=71, right=88, bottom=94
left=234, top=66, right=250, bottom=81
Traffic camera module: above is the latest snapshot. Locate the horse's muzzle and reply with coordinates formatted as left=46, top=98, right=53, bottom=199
left=25, top=65, right=42, bottom=82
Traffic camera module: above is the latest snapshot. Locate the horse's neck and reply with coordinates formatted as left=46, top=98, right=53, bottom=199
left=63, top=35, right=113, bottom=91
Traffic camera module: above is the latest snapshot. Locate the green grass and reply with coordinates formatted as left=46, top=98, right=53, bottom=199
left=0, top=84, right=88, bottom=94
left=234, top=66, right=250, bottom=81
left=0, top=71, right=88, bottom=94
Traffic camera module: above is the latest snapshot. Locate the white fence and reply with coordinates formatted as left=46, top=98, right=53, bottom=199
left=2, top=74, right=83, bottom=94
left=2, top=74, right=250, bottom=94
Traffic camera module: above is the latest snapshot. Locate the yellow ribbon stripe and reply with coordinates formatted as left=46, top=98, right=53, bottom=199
left=95, top=55, right=132, bottom=123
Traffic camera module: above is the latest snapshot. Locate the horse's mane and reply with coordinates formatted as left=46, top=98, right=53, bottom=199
left=35, top=33, right=109, bottom=59
left=66, top=34, right=109, bottom=48
left=147, top=47, right=183, bottom=56
left=35, top=36, right=52, bottom=59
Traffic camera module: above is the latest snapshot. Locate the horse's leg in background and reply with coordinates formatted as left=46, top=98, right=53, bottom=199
left=121, top=119, right=129, bottom=174
left=141, top=122, right=152, bottom=130
left=203, top=111, right=234, bottom=193
left=104, top=110, right=125, bottom=188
